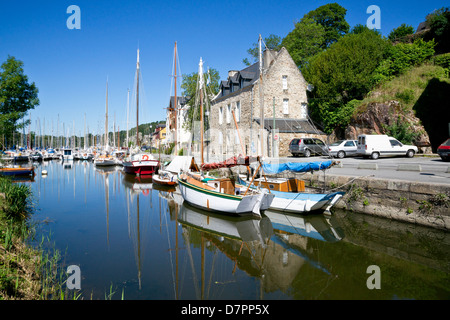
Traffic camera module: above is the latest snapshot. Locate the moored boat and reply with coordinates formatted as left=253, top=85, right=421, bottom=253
left=177, top=171, right=273, bottom=217
left=122, top=153, right=159, bottom=175
left=0, top=166, right=35, bottom=177
left=239, top=160, right=345, bottom=214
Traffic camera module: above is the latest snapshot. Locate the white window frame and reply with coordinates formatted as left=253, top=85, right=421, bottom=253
left=219, top=106, right=223, bottom=124
left=235, top=101, right=241, bottom=122
left=283, top=99, right=289, bottom=115
left=300, top=102, right=308, bottom=119
left=282, top=75, right=288, bottom=90
left=227, top=104, right=231, bottom=123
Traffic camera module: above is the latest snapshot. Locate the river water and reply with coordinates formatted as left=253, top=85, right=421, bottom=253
left=25, top=160, right=450, bottom=300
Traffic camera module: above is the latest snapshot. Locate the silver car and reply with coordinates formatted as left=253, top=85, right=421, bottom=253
left=329, top=140, right=358, bottom=158
left=289, top=138, right=328, bottom=157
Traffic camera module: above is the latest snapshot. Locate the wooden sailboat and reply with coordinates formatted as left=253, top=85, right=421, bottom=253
left=177, top=58, right=274, bottom=217
left=123, top=49, right=159, bottom=175
left=94, top=78, right=116, bottom=167
left=153, top=42, right=180, bottom=186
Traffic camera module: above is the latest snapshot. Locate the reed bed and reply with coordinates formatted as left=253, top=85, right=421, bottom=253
left=0, top=176, right=80, bottom=300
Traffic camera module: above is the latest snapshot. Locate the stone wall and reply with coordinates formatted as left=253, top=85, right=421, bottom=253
left=209, top=48, right=311, bottom=158
left=295, top=172, right=450, bottom=230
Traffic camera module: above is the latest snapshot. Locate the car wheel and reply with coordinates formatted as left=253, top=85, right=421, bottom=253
left=406, top=150, right=415, bottom=158
left=337, top=151, right=345, bottom=159
left=304, top=149, right=311, bottom=157
left=371, top=152, right=380, bottom=160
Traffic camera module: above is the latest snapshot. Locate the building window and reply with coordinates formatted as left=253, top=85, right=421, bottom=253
left=227, top=104, right=231, bottom=123
left=219, top=106, right=223, bottom=124
left=283, top=99, right=289, bottom=115
left=235, top=101, right=241, bottom=122
left=282, top=75, right=288, bottom=90
left=300, top=103, right=308, bottom=119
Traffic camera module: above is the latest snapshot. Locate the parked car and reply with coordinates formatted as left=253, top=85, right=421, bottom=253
left=356, top=134, right=418, bottom=159
left=289, top=138, right=328, bottom=157
left=437, top=138, right=450, bottom=162
left=328, top=140, right=358, bottom=158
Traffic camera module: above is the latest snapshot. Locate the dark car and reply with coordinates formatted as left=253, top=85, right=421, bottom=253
left=437, top=138, right=450, bottom=161
left=289, top=138, right=328, bottom=157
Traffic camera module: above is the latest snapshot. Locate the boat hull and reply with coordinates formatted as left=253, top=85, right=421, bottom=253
left=0, top=167, right=35, bottom=176
left=268, top=190, right=345, bottom=214
left=94, top=159, right=116, bottom=167
left=152, top=174, right=177, bottom=186
left=177, top=176, right=274, bottom=216
left=122, top=160, right=159, bottom=175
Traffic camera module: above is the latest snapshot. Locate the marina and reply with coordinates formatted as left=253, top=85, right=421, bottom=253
left=20, top=159, right=450, bottom=300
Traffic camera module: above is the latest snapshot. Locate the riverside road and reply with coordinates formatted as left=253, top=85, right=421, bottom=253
left=266, top=155, right=450, bottom=185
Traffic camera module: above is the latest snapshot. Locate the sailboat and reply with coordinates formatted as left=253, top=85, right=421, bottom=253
left=153, top=42, right=180, bottom=186
left=177, top=58, right=274, bottom=217
left=123, top=49, right=159, bottom=175
left=94, top=79, right=116, bottom=167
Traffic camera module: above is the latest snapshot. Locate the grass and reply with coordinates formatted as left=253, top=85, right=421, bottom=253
left=0, top=176, right=77, bottom=300
left=355, top=63, right=450, bottom=114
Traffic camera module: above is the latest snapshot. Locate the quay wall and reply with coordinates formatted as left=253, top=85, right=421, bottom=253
left=294, top=172, right=450, bottom=231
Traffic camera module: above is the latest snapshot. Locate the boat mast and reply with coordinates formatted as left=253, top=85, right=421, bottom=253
left=174, top=42, right=178, bottom=155
left=136, top=49, right=140, bottom=148
left=199, top=57, right=204, bottom=165
left=105, top=78, right=109, bottom=149
left=258, top=34, right=264, bottom=157
left=126, top=88, right=130, bottom=148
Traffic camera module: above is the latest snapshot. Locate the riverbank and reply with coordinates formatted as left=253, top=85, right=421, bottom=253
left=0, top=191, right=41, bottom=299
left=0, top=178, right=68, bottom=300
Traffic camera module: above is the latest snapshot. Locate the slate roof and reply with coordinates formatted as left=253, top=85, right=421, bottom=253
left=168, top=96, right=188, bottom=109
left=217, top=62, right=261, bottom=100
left=253, top=118, right=325, bottom=135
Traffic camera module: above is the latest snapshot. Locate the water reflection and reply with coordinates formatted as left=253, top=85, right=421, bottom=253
left=27, top=161, right=450, bottom=300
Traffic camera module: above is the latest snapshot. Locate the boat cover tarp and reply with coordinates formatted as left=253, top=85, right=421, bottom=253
left=262, top=160, right=334, bottom=175
left=165, top=156, right=192, bottom=174
left=200, top=155, right=259, bottom=171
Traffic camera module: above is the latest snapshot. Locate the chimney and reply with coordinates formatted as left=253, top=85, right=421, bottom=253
left=263, top=49, right=277, bottom=69
left=228, top=70, right=238, bottom=78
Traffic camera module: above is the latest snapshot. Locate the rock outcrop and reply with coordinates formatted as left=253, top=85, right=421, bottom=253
left=344, top=100, right=432, bottom=153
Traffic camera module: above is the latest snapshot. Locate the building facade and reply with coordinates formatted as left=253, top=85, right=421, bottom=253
left=166, top=96, right=191, bottom=153
left=209, top=47, right=325, bottom=158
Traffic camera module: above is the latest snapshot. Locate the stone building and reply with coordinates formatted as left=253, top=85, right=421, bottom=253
left=166, top=96, right=191, bottom=152
left=208, top=47, right=325, bottom=158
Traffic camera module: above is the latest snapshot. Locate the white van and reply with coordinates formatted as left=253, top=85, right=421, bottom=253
left=356, top=135, right=418, bottom=159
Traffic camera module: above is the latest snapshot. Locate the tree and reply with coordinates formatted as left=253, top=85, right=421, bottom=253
left=0, top=56, right=39, bottom=148
left=301, top=3, right=350, bottom=48
left=388, top=24, right=415, bottom=42
left=425, top=7, right=450, bottom=53
left=243, top=34, right=281, bottom=66
left=281, top=18, right=325, bottom=69
left=303, top=30, right=389, bottom=133
left=181, top=68, right=220, bottom=130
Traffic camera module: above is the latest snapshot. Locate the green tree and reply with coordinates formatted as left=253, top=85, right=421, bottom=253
left=388, top=23, right=415, bottom=42
left=303, top=30, right=389, bottom=133
left=302, top=2, right=350, bottom=48
left=425, top=7, right=450, bottom=53
left=0, top=56, right=39, bottom=148
left=181, top=68, right=220, bottom=130
left=243, top=34, right=281, bottom=66
left=281, top=18, right=325, bottom=69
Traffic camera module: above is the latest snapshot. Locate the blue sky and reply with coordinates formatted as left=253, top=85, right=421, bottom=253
left=0, top=0, right=446, bottom=138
